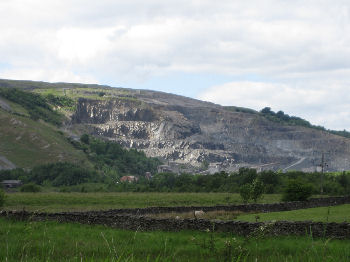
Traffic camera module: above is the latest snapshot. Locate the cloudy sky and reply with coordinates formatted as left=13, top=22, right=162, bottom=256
left=1, top=0, right=350, bottom=130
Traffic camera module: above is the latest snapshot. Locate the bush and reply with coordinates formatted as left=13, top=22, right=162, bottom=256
left=282, top=179, right=313, bottom=202
left=250, top=179, right=265, bottom=202
left=0, top=189, right=5, bottom=207
left=239, top=184, right=251, bottom=203
left=20, top=183, right=41, bottom=193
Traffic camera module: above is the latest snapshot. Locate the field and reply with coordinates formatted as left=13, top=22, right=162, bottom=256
left=4, top=192, right=282, bottom=212
left=147, top=204, right=350, bottom=223
left=1, top=218, right=350, bottom=262
left=2, top=192, right=350, bottom=261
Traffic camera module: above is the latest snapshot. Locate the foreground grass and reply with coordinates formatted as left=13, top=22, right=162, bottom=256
left=0, top=218, right=349, bottom=262
left=4, top=193, right=282, bottom=212
left=238, top=204, right=350, bottom=223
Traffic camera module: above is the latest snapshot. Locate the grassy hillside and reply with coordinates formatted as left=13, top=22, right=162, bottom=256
left=0, top=108, right=89, bottom=168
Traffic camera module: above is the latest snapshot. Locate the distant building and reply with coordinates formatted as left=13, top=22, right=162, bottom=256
left=1, top=180, right=22, bottom=188
left=144, top=172, right=152, bottom=180
left=208, top=162, right=222, bottom=174
left=157, top=165, right=173, bottom=173
left=120, top=176, right=138, bottom=183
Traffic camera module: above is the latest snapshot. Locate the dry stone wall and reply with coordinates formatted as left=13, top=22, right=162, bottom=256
left=84, top=195, right=350, bottom=216
left=1, top=196, right=350, bottom=239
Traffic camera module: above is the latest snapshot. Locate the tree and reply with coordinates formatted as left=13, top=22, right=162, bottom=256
left=20, top=183, right=41, bottom=193
left=239, top=184, right=251, bottom=203
left=250, top=178, right=265, bottom=202
left=80, top=134, right=90, bottom=144
left=260, top=107, right=272, bottom=114
left=0, top=189, right=5, bottom=207
left=282, top=179, right=313, bottom=201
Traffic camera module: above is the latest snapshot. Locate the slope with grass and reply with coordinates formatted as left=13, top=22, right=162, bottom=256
left=0, top=106, right=89, bottom=169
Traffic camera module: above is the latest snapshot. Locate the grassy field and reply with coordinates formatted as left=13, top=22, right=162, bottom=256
left=148, top=204, right=350, bottom=223
left=4, top=192, right=283, bottom=212
left=238, top=204, right=350, bottom=223
left=0, top=218, right=349, bottom=262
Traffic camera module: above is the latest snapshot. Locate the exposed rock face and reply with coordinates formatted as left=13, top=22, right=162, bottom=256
left=71, top=91, right=350, bottom=172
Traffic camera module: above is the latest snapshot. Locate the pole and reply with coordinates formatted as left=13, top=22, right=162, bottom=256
left=320, top=153, right=324, bottom=195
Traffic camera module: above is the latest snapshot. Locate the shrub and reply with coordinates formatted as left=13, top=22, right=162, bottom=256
left=80, top=134, right=90, bottom=144
left=20, top=183, right=41, bottom=193
left=250, top=179, right=265, bottom=203
left=0, top=189, right=5, bottom=207
left=282, top=179, right=313, bottom=202
left=239, top=184, right=251, bottom=203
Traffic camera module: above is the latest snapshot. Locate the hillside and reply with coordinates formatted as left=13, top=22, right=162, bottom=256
left=0, top=95, right=89, bottom=169
left=0, top=78, right=350, bottom=172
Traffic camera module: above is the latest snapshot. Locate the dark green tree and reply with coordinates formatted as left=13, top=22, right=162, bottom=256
left=282, top=179, right=313, bottom=201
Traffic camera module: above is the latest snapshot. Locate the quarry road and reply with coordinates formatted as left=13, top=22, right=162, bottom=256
left=283, top=157, right=306, bottom=172
left=0, top=155, right=16, bottom=170
left=0, top=98, right=11, bottom=112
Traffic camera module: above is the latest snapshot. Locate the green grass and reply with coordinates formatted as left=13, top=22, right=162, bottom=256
left=33, top=87, right=134, bottom=101
left=0, top=218, right=349, bottom=261
left=238, top=204, right=350, bottom=223
left=0, top=108, right=90, bottom=168
left=3, top=193, right=282, bottom=212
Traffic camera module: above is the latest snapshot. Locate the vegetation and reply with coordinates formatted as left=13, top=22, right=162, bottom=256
left=0, top=189, right=5, bottom=207
left=2, top=164, right=350, bottom=198
left=110, top=168, right=350, bottom=196
left=20, top=183, right=41, bottom=193
left=238, top=204, right=350, bottom=223
left=239, top=184, right=252, bottom=203
left=29, top=162, right=97, bottom=186
left=45, top=93, right=75, bottom=111
left=260, top=107, right=350, bottom=138
left=224, top=106, right=258, bottom=114
left=0, top=135, right=161, bottom=187
left=68, top=134, right=162, bottom=179
left=0, top=162, right=97, bottom=187
left=282, top=179, right=313, bottom=202
left=148, top=204, right=350, bottom=223
left=1, top=218, right=350, bottom=261
left=2, top=193, right=282, bottom=212
left=0, top=87, right=63, bottom=126
left=0, top=109, right=89, bottom=168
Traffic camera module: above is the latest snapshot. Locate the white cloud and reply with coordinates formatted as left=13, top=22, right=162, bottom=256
left=1, top=1, right=350, bottom=129
left=198, top=80, right=350, bottom=130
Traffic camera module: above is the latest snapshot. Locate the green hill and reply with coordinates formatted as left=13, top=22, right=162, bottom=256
left=0, top=96, right=89, bottom=169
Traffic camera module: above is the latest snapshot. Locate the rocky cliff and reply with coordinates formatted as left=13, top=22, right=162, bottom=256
left=69, top=89, right=350, bottom=172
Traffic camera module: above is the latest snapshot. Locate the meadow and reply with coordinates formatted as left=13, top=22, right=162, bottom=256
left=1, top=218, right=350, bottom=262
left=2, top=192, right=350, bottom=261
left=147, top=204, right=350, bottom=223
left=3, top=192, right=283, bottom=212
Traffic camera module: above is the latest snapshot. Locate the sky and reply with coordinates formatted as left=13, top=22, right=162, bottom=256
left=0, top=0, right=350, bottom=130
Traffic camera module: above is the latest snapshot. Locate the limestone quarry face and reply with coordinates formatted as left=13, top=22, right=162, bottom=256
left=70, top=91, right=350, bottom=172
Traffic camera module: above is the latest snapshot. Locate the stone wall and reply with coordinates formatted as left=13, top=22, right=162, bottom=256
left=1, top=210, right=350, bottom=239
left=84, top=195, right=350, bottom=216
left=1, top=196, right=350, bottom=238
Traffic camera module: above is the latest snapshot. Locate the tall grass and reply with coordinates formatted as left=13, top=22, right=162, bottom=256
left=0, top=218, right=349, bottom=261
